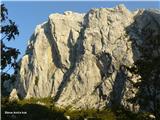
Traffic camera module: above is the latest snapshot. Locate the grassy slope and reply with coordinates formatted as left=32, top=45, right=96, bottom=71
left=1, top=97, right=152, bottom=120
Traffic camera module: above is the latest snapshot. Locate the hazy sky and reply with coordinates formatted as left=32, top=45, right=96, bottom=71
left=2, top=1, right=160, bottom=59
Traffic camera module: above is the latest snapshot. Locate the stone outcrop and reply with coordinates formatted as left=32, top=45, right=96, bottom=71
left=7, top=4, right=160, bottom=113
left=9, top=89, right=19, bottom=101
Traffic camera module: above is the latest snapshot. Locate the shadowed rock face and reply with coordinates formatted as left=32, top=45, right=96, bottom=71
left=6, top=4, right=159, bottom=113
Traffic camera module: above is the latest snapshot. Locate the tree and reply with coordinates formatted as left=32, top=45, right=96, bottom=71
left=127, top=15, right=160, bottom=119
left=1, top=4, right=20, bottom=93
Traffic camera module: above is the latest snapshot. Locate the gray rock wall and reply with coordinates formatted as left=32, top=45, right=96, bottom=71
left=8, top=5, right=160, bottom=113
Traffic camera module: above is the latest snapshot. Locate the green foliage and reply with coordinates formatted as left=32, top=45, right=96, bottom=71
left=1, top=4, right=20, bottom=92
left=65, top=108, right=116, bottom=120
left=126, top=15, right=160, bottom=119
left=17, top=97, right=59, bottom=111
left=1, top=97, right=155, bottom=120
left=112, top=106, right=155, bottom=120
left=1, top=97, right=67, bottom=120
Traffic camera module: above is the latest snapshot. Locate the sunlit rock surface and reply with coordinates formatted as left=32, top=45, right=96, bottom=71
left=9, top=5, right=160, bottom=112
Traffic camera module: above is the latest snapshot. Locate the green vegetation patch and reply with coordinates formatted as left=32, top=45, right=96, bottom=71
left=1, top=97, right=67, bottom=120
left=1, top=97, right=155, bottom=120
left=65, top=108, right=116, bottom=120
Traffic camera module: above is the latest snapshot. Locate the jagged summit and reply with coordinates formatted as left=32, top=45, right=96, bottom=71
left=4, top=5, right=160, bottom=113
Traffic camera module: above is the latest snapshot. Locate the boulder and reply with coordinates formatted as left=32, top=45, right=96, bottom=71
left=9, top=89, right=19, bottom=101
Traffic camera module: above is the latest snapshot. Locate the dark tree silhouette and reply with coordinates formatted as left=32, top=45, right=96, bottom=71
left=1, top=4, right=20, bottom=89
left=126, top=11, right=160, bottom=119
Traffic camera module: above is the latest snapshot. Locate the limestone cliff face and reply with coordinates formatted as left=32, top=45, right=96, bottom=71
left=13, top=5, right=160, bottom=112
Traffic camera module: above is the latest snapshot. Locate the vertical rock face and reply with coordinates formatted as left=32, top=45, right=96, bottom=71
left=17, top=12, right=84, bottom=98
left=12, top=5, right=160, bottom=112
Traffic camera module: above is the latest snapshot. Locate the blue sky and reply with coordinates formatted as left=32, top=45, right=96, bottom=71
left=2, top=1, right=160, bottom=59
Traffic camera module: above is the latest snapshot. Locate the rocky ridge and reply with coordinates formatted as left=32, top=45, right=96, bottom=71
left=5, top=5, right=160, bottom=114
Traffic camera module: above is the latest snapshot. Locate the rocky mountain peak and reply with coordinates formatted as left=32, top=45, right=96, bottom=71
left=5, top=5, right=160, bottom=113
